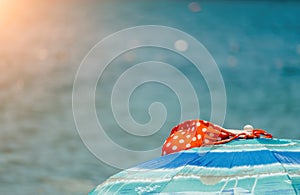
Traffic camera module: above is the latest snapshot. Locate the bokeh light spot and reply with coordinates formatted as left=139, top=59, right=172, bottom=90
left=174, top=39, right=188, bottom=52
left=188, top=2, right=201, bottom=12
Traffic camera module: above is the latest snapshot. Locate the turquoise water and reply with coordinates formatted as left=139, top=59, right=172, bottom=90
left=0, top=0, right=300, bottom=194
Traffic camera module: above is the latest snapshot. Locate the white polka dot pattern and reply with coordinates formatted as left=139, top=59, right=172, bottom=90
left=162, top=119, right=273, bottom=156
left=162, top=119, right=230, bottom=155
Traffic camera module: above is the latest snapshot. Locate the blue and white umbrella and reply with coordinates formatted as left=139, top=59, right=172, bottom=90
left=90, top=138, right=300, bottom=194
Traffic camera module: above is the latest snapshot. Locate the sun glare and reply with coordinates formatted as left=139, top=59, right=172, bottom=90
left=0, top=0, right=10, bottom=10
left=0, top=0, right=13, bottom=20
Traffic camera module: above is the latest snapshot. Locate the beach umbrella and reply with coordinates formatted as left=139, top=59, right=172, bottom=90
left=89, top=121, right=300, bottom=194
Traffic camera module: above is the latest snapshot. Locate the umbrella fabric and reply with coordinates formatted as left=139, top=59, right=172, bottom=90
left=90, top=138, right=300, bottom=194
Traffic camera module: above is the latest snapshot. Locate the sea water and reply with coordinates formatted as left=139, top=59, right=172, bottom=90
left=0, top=0, right=300, bottom=194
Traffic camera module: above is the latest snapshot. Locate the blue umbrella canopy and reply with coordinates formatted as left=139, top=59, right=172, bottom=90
left=90, top=138, right=300, bottom=194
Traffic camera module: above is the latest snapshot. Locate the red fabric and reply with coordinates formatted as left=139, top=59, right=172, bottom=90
left=161, top=119, right=273, bottom=156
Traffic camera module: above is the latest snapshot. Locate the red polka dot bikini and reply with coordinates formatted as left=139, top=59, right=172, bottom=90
left=162, top=119, right=273, bottom=156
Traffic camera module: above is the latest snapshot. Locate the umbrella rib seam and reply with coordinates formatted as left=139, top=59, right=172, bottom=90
left=263, top=145, right=298, bottom=195
left=158, top=147, right=216, bottom=193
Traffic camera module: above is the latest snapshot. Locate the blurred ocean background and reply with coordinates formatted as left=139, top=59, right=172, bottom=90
left=1, top=0, right=300, bottom=194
